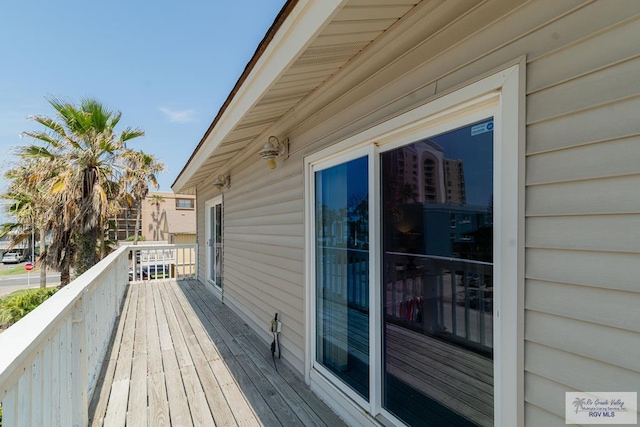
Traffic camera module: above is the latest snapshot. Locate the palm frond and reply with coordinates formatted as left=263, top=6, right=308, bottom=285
left=27, top=115, right=67, bottom=140
left=51, top=178, right=66, bottom=194
left=121, top=127, right=145, bottom=143
left=18, top=144, right=56, bottom=159
left=0, top=222, right=23, bottom=238
left=20, top=131, right=62, bottom=149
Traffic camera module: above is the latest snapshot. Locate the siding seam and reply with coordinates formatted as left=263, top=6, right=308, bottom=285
left=527, top=52, right=640, bottom=95
left=525, top=132, right=640, bottom=156
left=526, top=92, right=640, bottom=126
left=526, top=171, right=640, bottom=187
left=524, top=276, right=640, bottom=294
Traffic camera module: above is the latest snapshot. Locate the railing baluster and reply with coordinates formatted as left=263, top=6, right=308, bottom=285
left=3, top=385, right=18, bottom=426
left=463, top=267, right=470, bottom=340
left=71, top=296, right=88, bottom=427
left=479, top=284, right=485, bottom=346
left=437, top=269, right=444, bottom=328
left=450, top=270, right=457, bottom=336
left=32, top=352, right=43, bottom=426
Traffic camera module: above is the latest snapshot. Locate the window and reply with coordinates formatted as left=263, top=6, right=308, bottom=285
left=176, top=198, right=194, bottom=209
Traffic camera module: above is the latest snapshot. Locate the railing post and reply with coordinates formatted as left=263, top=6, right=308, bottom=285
left=195, top=243, right=199, bottom=279
left=71, top=295, right=88, bottom=427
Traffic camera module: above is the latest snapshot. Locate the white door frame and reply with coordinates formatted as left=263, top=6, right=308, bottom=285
left=205, top=195, right=223, bottom=299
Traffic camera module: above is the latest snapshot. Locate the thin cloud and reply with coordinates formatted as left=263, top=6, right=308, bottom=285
left=159, top=107, right=196, bottom=123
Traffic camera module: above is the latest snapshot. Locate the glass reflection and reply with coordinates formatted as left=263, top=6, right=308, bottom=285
left=315, top=156, right=370, bottom=399
left=382, top=119, right=494, bottom=426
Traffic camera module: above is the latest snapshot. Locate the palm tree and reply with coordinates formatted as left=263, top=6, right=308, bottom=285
left=123, top=151, right=165, bottom=244
left=21, top=97, right=145, bottom=278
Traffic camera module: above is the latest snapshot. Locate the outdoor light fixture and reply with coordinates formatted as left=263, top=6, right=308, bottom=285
left=213, top=174, right=230, bottom=191
left=259, top=136, right=289, bottom=169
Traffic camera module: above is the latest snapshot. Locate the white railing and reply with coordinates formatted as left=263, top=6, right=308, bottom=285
left=0, top=243, right=197, bottom=426
left=129, top=243, right=197, bottom=282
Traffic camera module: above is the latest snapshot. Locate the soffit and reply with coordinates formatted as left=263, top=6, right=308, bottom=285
left=174, top=0, right=421, bottom=193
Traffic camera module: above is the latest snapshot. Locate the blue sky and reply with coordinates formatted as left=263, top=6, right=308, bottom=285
left=0, top=0, right=286, bottom=195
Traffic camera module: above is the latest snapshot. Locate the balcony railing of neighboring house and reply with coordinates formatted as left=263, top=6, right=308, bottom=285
left=0, top=243, right=197, bottom=426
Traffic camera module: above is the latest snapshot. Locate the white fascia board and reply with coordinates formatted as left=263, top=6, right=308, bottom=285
left=173, top=0, right=347, bottom=193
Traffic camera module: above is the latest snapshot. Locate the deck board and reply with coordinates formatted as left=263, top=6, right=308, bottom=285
left=89, top=280, right=346, bottom=427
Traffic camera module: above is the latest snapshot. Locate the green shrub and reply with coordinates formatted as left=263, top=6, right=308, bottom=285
left=0, top=288, right=57, bottom=327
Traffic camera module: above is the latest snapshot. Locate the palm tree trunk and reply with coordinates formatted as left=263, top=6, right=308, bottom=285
left=133, top=201, right=142, bottom=245
left=60, top=264, right=70, bottom=287
left=39, top=230, right=47, bottom=288
left=76, top=228, right=99, bottom=275
left=99, top=220, right=106, bottom=259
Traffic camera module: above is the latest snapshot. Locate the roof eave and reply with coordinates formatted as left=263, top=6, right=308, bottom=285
left=172, top=0, right=346, bottom=193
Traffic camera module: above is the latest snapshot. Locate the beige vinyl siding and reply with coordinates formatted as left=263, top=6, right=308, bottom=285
left=191, top=2, right=640, bottom=419
left=202, top=157, right=308, bottom=371
left=171, top=234, right=196, bottom=245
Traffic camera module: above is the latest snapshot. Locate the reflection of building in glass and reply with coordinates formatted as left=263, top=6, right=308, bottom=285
left=383, top=139, right=492, bottom=262
left=390, top=140, right=466, bottom=204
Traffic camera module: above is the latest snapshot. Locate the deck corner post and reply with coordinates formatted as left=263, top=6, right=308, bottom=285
left=195, top=244, right=199, bottom=279
left=71, top=295, right=89, bottom=427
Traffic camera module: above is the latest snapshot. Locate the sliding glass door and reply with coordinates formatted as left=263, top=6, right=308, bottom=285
left=310, top=119, right=494, bottom=425
left=381, top=119, right=494, bottom=426
left=205, top=197, right=223, bottom=290
left=314, top=154, right=370, bottom=400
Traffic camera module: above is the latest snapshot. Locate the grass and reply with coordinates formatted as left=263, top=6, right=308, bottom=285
left=0, top=287, right=57, bottom=328
left=0, top=265, right=40, bottom=276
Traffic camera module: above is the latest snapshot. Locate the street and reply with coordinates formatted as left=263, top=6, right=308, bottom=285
left=0, top=262, right=60, bottom=296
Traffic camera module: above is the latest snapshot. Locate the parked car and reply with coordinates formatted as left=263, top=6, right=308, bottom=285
left=128, top=264, right=171, bottom=281
left=2, top=252, right=25, bottom=264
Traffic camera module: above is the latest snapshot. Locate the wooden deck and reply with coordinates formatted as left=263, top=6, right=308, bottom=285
left=88, top=280, right=346, bottom=427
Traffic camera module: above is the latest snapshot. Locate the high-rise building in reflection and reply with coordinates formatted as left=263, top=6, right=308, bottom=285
left=383, top=138, right=492, bottom=261
left=387, top=140, right=466, bottom=204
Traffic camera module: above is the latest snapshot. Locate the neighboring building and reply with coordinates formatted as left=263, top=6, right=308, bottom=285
left=111, top=191, right=196, bottom=242
left=173, top=1, right=640, bottom=426
left=0, top=233, right=29, bottom=255
left=163, top=210, right=197, bottom=244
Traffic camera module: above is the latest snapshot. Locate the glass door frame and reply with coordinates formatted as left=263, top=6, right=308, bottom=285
left=304, top=61, right=525, bottom=426
left=205, top=195, right=223, bottom=297
left=306, top=144, right=380, bottom=414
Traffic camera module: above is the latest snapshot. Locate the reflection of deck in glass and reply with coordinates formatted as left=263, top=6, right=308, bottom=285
left=386, top=324, right=493, bottom=427
left=382, top=253, right=494, bottom=426
left=320, top=302, right=493, bottom=426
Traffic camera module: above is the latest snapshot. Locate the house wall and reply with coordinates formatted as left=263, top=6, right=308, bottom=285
left=141, top=191, right=196, bottom=241
left=195, top=0, right=640, bottom=423
left=171, top=234, right=196, bottom=245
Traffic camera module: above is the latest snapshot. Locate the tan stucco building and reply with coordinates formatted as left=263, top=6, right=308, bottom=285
left=112, top=191, right=196, bottom=243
